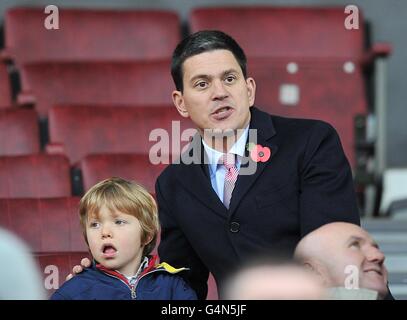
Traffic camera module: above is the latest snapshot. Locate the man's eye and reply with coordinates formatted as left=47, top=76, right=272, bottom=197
left=225, top=76, right=236, bottom=83
left=195, top=81, right=207, bottom=89
left=349, top=241, right=360, bottom=249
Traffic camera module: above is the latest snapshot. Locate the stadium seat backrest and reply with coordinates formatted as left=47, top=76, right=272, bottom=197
left=5, top=7, right=181, bottom=64
left=20, top=60, right=174, bottom=118
left=0, top=109, right=40, bottom=156
left=190, top=6, right=365, bottom=59
left=0, top=197, right=86, bottom=252
left=80, top=154, right=167, bottom=195
left=35, top=252, right=91, bottom=298
left=207, top=273, right=219, bottom=300
left=250, top=58, right=367, bottom=166
left=0, top=154, right=71, bottom=198
left=0, top=62, right=12, bottom=108
left=49, top=106, right=196, bottom=165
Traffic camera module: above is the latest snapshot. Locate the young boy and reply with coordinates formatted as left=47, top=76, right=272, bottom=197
left=51, top=177, right=197, bottom=300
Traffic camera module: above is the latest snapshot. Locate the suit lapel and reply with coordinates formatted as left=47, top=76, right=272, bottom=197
left=228, top=107, right=278, bottom=215
left=176, top=133, right=227, bottom=217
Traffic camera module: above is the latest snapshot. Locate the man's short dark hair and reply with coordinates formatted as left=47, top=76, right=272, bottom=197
left=171, top=30, right=247, bottom=91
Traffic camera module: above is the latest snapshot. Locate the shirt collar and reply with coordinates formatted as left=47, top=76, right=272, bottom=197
left=202, top=125, right=249, bottom=176
left=125, top=256, right=149, bottom=282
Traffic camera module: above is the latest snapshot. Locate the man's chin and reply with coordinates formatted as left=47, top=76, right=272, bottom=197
left=202, top=126, right=238, bottom=138
left=362, top=282, right=388, bottom=298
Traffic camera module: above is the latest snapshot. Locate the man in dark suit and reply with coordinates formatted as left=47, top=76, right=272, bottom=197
left=156, top=30, right=360, bottom=299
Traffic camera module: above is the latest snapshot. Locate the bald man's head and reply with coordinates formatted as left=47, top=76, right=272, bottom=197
left=294, top=222, right=388, bottom=299
left=224, top=263, right=326, bottom=300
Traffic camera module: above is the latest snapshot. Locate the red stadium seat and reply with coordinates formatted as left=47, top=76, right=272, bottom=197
left=48, top=106, right=196, bottom=165
left=207, top=273, right=219, bottom=300
left=80, top=154, right=167, bottom=195
left=36, top=252, right=91, bottom=298
left=0, top=109, right=40, bottom=156
left=19, top=60, right=174, bottom=118
left=3, top=7, right=181, bottom=65
left=0, top=197, right=86, bottom=253
left=190, top=6, right=365, bottom=59
left=249, top=58, right=367, bottom=165
left=0, top=62, right=13, bottom=109
left=0, top=154, right=71, bottom=198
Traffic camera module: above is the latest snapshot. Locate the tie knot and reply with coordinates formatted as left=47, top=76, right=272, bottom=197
left=222, top=153, right=236, bottom=169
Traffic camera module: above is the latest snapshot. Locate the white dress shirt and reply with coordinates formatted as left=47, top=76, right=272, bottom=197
left=202, top=126, right=249, bottom=202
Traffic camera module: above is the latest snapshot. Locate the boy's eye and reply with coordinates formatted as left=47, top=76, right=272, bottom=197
left=115, top=219, right=127, bottom=225
left=89, top=222, right=100, bottom=228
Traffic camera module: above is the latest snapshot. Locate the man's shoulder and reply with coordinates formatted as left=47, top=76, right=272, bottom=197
left=263, top=110, right=335, bottom=133
left=156, top=159, right=182, bottom=183
left=253, top=107, right=337, bottom=141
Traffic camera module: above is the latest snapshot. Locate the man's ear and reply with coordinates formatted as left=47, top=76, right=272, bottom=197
left=303, top=260, right=330, bottom=286
left=172, top=90, right=189, bottom=118
left=246, top=77, right=256, bottom=107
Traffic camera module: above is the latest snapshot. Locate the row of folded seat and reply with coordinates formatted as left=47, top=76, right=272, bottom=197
left=3, top=59, right=367, bottom=165
left=1, top=6, right=391, bottom=168
left=0, top=153, right=165, bottom=198
left=0, top=106, right=194, bottom=163
left=2, top=7, right=375, bottom=63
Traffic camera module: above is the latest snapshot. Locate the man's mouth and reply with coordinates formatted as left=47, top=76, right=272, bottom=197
left=102, top=244, right=117, bottom=258
left=211, top=106, right=234, bottom=121
left=364, top=268, right=383, bottom=276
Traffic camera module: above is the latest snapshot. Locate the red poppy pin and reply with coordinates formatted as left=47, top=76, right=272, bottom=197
left=246, top=143, right=271, bottom=162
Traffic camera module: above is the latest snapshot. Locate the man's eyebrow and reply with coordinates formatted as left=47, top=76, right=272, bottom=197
left=221, top=68, right=240, bottom=76
left=189, top=69, right=240, bottom=83
left=189, top=74, right=211, bottom=83
left=347, top=235, right=364, bottom=245
left=347, top=235, right=380, bottom=248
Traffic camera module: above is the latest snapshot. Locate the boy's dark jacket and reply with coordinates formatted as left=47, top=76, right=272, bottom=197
left=51, top=255, right=197, bottom=300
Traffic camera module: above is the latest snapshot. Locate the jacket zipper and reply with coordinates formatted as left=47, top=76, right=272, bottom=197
left=102, top=272, right=138, bottom=299
left=102, top=269, right=164, bottom=300
left=129, top=279, right=137, bottom=299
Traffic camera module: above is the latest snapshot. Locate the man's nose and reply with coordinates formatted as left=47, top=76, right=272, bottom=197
left=366, top=246, right=385, bottom=263
left=211, top=79, right=229, bottom=100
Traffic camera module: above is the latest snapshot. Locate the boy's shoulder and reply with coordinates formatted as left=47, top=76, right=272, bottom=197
left=50, top=267, right=126, bottom=300
left=138, top=262, right=197, bottom=300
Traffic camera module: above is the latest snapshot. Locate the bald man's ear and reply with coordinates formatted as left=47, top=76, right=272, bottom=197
left=303, top=261, right=330, bottom=287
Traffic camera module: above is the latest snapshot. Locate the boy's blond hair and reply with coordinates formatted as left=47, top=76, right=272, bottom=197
left=79, top=177, right=159, bottom=256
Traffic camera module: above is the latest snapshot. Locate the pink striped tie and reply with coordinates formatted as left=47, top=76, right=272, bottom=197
left=222, top=153, right=238, bottom=209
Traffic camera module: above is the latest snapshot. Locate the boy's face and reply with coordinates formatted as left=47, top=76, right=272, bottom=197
left=86, top=204, right=145, bottom=277
left=172, top=49, right=256, bottom=136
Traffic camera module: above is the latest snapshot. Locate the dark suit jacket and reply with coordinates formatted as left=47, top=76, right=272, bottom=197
left=156, top=107, right=360, bottom=299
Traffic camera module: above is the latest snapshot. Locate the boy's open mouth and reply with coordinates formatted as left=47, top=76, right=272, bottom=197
left=101, top=244, right=117, bottom=258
